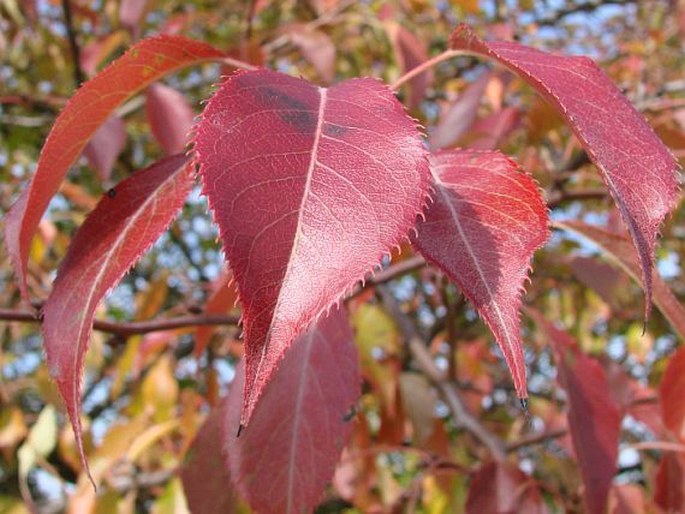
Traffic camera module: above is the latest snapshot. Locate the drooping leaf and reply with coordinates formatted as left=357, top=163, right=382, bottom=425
left=414, top=149, right=549, bottom=399
left=82, top=115, right=126, bottom=181
left=146, top=83, right=196, bottom=155
left=659, top=346, right=685, bottom=440
left=528, top=309, right=621, bottom=514
left=181, top=400, right=237, bottom=514
left=225, top=306, right=360, bottom=514
left=42, top=154, right=194, bottom=482
left=654, top=452, right=685, bottom=512
left=5, top=35, right=224, bottom=299
left=450, top=24, right=680, bottom=317
left=465, top=460, right=547, bottom=514
left=556, top=221, right=685, bottom=340
left=194, top=68, right=429, bottom=425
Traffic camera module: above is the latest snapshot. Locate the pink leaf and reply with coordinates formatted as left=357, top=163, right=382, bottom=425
left=82, top=115, right=126, bottom=181
left=225, top=307, right=360, bottom=514
left=430, top=73, right=490, bottom=149
left=557, top=221, right=685, bottom=340
left=5, top=35, right=224, bottom=300
left=528, top=309, right=621, bottom=514
left=466, top=461, right=547, bottom=514
left=450, top=24, right=680, bottom=318
left=42, top=154, right=194, bottom=483
left=146, top=83, right=196, bottom=155
left=284, top=25, right=336, bottom=84
left=414, top=149, right=549, bottom=399
left=181, top=400, right=237, bottom=514
left=194, top=69, right=429, bottom=425
left=385, top=21, right=433, bottom=110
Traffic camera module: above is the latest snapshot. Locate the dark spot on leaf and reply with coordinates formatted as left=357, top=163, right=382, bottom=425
left=342, top=404, right=356, bottom=422
left=280, top=110, right=317, bottom=132
left=324, top=123, right=348, bottom=138
left=236, top=423, right=245, bottom=437
left=107, top=188, right=117, bottom=198
left=257, top=86, right=317, bottom=132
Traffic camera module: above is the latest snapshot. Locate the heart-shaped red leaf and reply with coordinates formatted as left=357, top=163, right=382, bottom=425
left=43, top=154, right=194, bottom=483
left=528, top=309, right=621, bottom=514
left=5, top=35, right=224, bottom=299
left=225, top=306, right=360, bottom=514
left=450, top=24, right=680, bottom=318
left=414, top=149, right=549, bottom=399
left=194, top=69, right=429, bottom=425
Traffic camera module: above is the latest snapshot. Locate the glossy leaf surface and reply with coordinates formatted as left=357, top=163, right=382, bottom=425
left=195, top=68, right=429, bottom=425
left=414, top=149, right=549, bottom=399
left=5, top=35, right=224, bottom=298
left=225, top=307, right=360, bottom=514
left=42, top=154, right=193, bottom=480
left=529, top=310, right=621, bottom=514
left=450, top=24, right=680, bottom=316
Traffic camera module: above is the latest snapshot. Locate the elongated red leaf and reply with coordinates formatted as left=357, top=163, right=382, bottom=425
left=225, top=307, right=360, bottom=514
left=181, top=400, right=237, bottom=514
left=146, top=83, right=196, bottom=155
left=42, top=154, right=193, bottom=482
left=556, top=221, right=685, bottom=340
left=414, top=149, right=549, bottom=399
left=5, top=35, right=224, bottom=299
left=450, top=24, right=680, bottom=317
left=194, top=69, right=429, bottom=425
left=528, top=309, right=621, bottom=514
left=660, top=346, right=685, bottom=439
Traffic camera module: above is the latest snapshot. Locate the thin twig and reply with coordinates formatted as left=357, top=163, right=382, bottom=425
left=391, top=49, right=465, bottom=91
left=506, top=427, right=568, bottom=452
left=377, top=286, right=507, bottom=460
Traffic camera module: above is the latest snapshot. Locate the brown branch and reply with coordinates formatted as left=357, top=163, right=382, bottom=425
left=61, top=0, right=85, bottom=86
left=0, top=308, right=239, bottom=337
left=536, top=0, right=634, bottom=27
left=376, top=286, right=507, bottom=461
left=506, top=427, right=568, bottom=452
left=547, top=189, right=608, bottom=209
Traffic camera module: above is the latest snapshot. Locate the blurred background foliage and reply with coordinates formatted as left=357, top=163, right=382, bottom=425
left=1, top=0, right=684, bottom=512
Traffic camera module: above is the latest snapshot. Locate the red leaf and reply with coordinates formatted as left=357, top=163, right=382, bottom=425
left=42, top=154, right=194, bottom=482
left=450, top=24, right=680, bottom=317
left=82, top=115, right=126, bottom=181
left=654, top=452, right=685, bottom=512
left=5, top=35, right=224, bottom=299
left=557, top=221, right=685, bottom=340
left=225, top=307, right=360, bottom=514
left=194, top=267, right=239, bottom=357
left=528, top=310, right=621, bottom=514
left=466, top=461, right=547, bottom=514
left=194, top=69, right=429, bottom=425
left=660, top=346, right=685, bottom=439
left=414, top=149, right=549, bottom=399
left=146, top=83, right=196, bottom=155
left=181, top=400, right=237, bottom=514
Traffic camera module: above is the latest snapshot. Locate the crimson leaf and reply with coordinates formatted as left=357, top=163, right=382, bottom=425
left=194, top=69, right=429, bottom=426
left=450, top=24, right=680, bottom=318
left=225, top=306, right=360, bottom=514
left=42, top=154, right=194, bottom=482
left=414, top=149, right=549, bottom=399
left=5, top=35, right=224, bottom=299
left=528, top=309, right=621, bottom=514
